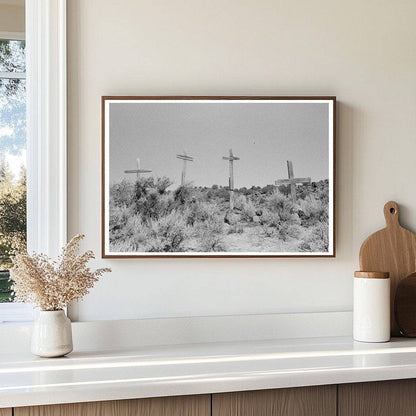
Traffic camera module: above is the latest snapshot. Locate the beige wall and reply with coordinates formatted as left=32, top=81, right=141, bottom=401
left=67, top=0, right=416, bottom=321
left=0, top=4, right=24, bottom=33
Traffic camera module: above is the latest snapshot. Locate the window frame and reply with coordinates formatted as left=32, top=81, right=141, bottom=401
left=0, top=31, right=24, bottom=41
left=0, top=0, right=67, bottom=323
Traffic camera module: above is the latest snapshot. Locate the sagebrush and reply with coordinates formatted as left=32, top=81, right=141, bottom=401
left=109, top=177, right=329, bottom=253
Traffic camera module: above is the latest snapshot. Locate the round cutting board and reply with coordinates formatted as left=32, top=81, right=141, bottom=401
left=359, top=201, right=416, bottom=336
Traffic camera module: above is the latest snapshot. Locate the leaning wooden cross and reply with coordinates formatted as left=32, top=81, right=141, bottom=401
left=222, top=148, right=240, bottom=210
left=275, top=160, right=311, bottom=203
left=124, top=157, right=152, bottom=179
left=176, top=150, right=194, bottom=186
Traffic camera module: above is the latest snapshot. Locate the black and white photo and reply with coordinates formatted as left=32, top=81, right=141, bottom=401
left=102, top=97, right=335, bottom=257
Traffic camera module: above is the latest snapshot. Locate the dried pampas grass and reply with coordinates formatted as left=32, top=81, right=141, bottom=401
left=10, top=234, right=111, bottom=311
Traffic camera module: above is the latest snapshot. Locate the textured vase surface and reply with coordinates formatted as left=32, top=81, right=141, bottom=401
left=31, top=310, right=73, bottom=357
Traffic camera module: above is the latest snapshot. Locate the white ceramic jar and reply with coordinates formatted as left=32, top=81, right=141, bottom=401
left=353, top=271, right=390, bottom=343
left=31, top=310, right=73, bottom=357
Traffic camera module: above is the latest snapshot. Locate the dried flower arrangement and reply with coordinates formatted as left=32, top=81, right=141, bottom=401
left=10, top=234, right=111, bottom=311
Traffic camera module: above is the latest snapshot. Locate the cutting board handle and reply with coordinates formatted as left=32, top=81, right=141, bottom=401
left=384, top=201, right=400, bottom=228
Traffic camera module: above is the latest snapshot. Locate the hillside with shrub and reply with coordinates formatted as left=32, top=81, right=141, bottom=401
left=109, top=177, right=329, bottom=253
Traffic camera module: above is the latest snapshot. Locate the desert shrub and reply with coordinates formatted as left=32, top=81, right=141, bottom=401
left=110, top=206, right=147, bottom=239
left=125, top=215, right=149, bottom=244
left=308, top=222, right=329, bottom=251
left=227, top=224, right=244, bottom=234
left=261, top=191, right=301, bottom=241
left=110, top=210, right=190, bottom=253
left=299, top=196, right=328, bottom=225
left=110, top=239, right=134, bottom=253
left=110, top=228, right=149, bottom=252
left=174, top=184, right=195, bottom=205
left=186, top=201, right=223, bottom=230
left=187, top=202, right=225, bottom=251
left=261, top=209, right=301, bottom=241
left=145, top=191, right=174, bottom=220
left=311, top=180, right=329, bottom=204
left=110, top=180, right=134, bottom=207
left=260, top=184, right=276, bottom=195
left=146, top=210, right=189, bottom=252
left=234, top=194, right=256, bottom=221
left=297, top=241, right=312, bottom=252
left=261, top=220, right=275, bottom=237
left=265, top=190, right=297, bottom=214
left=198, top=233, right=225, bottom=252
left=297, top=222, right=329, bottom=252
left=206, top=186, right=229, bottom=201
left=109, top=211, right=151, bottom=252
left=296, top=184, right=313, bottom=201
left=133, top=177, right=174, bottom=220
left=277, top=185, right=291, bottom=199
left=224, top=210, right=240, bottom=226
left=134, top=177, right=172, bottom=198
left=109, top=205, right=133, bottom=241
left=196, top=219, right=226, bottom=251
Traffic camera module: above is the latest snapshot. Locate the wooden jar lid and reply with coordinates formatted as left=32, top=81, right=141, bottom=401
left=354, top=271, right=390, bottom=279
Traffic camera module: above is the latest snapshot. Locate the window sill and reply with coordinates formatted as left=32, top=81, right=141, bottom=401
left=0, top=303, right=35, bottom=324
left=1, top=335, right=416, bottom=408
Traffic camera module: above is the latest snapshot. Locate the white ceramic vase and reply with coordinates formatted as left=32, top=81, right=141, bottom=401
left=31, top=310, right=73, bottom=358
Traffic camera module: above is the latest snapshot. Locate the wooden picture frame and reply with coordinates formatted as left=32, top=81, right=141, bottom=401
left=102, top=96, right=336, bottom=258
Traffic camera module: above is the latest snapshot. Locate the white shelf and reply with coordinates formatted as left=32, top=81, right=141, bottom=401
left=2, top=336, right=416, bottom=408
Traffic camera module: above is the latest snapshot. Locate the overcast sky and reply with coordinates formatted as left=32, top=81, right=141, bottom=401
left=109, top=101, right=330, bottom=188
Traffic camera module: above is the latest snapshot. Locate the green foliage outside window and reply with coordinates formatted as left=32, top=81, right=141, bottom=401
left=0, top=39, right=27, bottom=302
left=0, top=161, right=26, bottom=302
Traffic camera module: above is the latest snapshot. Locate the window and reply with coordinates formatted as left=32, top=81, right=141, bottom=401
left=25, top=0, right=68, bottom=260
left=0, top=34, right=26, bottom=306
left=0, top=1, right=67, bottom=324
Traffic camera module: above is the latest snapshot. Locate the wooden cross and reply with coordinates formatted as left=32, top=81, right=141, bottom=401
left=124, top=157, right=152, bottom=180
left=222, top=148, right=240, bottom=210
left=176, top=150, right=194, bottom=186
left=275, top=160, right=311, bottom=203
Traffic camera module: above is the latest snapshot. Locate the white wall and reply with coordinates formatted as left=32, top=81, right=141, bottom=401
left=67, top=0, right=416, bottom=322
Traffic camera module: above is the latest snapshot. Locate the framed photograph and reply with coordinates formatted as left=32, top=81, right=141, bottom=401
left=102, top=96, right=336, bottom=258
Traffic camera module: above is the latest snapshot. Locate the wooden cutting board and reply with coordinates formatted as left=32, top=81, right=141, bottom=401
left=359, top=201, right=416, bottom=335
left=395, top=273, right=416, bottom=337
